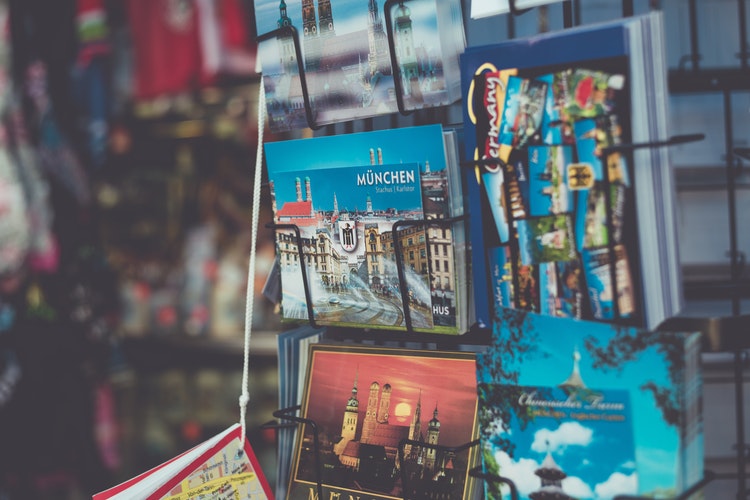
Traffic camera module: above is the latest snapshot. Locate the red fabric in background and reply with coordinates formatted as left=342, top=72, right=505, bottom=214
left=220, top=0, right=252, bottom=48
left=125, top=0, right=208, bottom=99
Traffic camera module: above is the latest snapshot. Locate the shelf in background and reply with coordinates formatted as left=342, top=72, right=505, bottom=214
left=118, top=331, right=278, bottom=372
left=669, top=67, right=750, bottom=94
left=675, top=166, right=750, bottom=191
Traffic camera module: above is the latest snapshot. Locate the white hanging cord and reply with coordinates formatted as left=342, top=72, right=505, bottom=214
left=240, top=78, right=267, bottom=443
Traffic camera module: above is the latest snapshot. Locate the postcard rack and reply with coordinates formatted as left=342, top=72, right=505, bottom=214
left=265, top=217, right=493, bottom=347
left=663, top=0, right=750, bottom=497
left=267, top=403, right=716, bottom=500
left=259, top=0, right=750, bottom=498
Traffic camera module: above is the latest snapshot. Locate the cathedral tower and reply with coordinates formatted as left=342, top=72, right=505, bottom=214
left=301, top=0, right=317, bottom=36
left=301, top=0, right=320, bottom=70
left=277, top=0, right=296, bottom=73
left=361, top=381, right=380, bottom=443
left=334, top=370, right=359, bottom=456
left=406, top=390, right=422, bottom=457
left=425, top=403, right=440, bottom=470
left=394, top=2, right=419, bottom=96
left=377, top=383, right=391, bottom=423
left=305, top=176, right=312, bottom=203
left=366, top=0, right=389, bottom=76
left=317, top=0, right=334, bottom=36
left=277, top=0, right=292, bottom=28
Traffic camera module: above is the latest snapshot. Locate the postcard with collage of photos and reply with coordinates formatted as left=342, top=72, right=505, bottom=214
left=461, top=13, right=681, bottom=330
left=469, top=56, right=638, bottom=326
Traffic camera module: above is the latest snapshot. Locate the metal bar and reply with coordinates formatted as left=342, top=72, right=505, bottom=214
left=622, top=0, right=634, bottom=17
left=689, top=0, right=701, bottom=71
left=392, top=220, right=414, bottom=332
left=733, top=350, right=747, bottom=499
left=723, top=89, right=747, bottom=499
left=266, top=223, right=318, bottom=328
left=668, top=68, right=750, bottom=93
left=739, top=0, right=748, bottom=68
left=723, top=92, right=740, bottom=317
left=562, top=0, right=573, bottom=29
left=273, top=406, right=324, bottom=500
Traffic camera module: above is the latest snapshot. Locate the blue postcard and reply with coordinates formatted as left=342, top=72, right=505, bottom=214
left=265, top=125, right=467, bottom=333
left=488, top=245, right=513, bottom=310
left=478, top=383, right=638, bottom=500
left=528, top=145, right=574, bottom=217
left=270, top=162, right=430, bottom=330
left=581, top=245, right=635, bottom=321
left=477, top=309, right=704, bottom=497
left=500, top=76, right=547, bottom=150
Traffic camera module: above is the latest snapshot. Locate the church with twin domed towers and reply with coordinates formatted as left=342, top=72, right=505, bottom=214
left=327, top=370, right=466, bottom=496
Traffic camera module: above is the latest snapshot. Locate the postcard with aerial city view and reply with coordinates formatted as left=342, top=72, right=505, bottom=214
left=265, top=124, right=467, bottom=334
left=269, top=161, right=431, bottom=331
left=255, top=0, right=464, bottom=130
left=287, top=343, right=480, bottom=500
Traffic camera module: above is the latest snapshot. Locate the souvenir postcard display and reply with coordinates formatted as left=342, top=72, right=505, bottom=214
left=264, top=124, right=469, bottom=335
left=476, top=309, right=703, bottom=499
left=276, top=325, right=324, bottom=500
left=254, top=0, right=465, bottom=131
left=287, top=343, right=480, bottom=499
left=460, top=12, right=681, bottom=330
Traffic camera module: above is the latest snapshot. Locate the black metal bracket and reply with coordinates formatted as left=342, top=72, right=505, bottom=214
left=267, top=216, right=479, bottom=340
left=265, top=222, right=318, bottom=328
left=397, top=438, right=480, bottom=500
left=613, top=470, right=717, bottom=500
left=383, top=0, right=414, bottom=117
left=600, top=133, right=705, bottom=319
left=391, top=215, right=468, bottom=332
left=468, top=466, right=520, bottom=500
left=272, top=405, right=325, bottom=500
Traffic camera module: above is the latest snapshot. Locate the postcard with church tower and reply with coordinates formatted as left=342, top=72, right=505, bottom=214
left=477, top=382, right=638, bottom=500
left=254, top=0, right=466, bottom=131
left=476, top=309, right=704, bottom=499
left=287, top=343, right=480, bottom=499
left=265, top=124, right=469, bottom=335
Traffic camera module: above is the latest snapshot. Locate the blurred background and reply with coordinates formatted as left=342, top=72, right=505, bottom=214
left=0, top=0, right=748, bottom=499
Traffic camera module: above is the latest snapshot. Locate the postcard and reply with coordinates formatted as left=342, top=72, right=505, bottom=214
left=255, top=0, right=465, bottom=130
left=288, top=343, right=480, bottom=499
left=269, top=161, right=430, bottom=330
left=477, top=309, right=703, bottom=497
left=478, top=383, right=638, bottom=500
